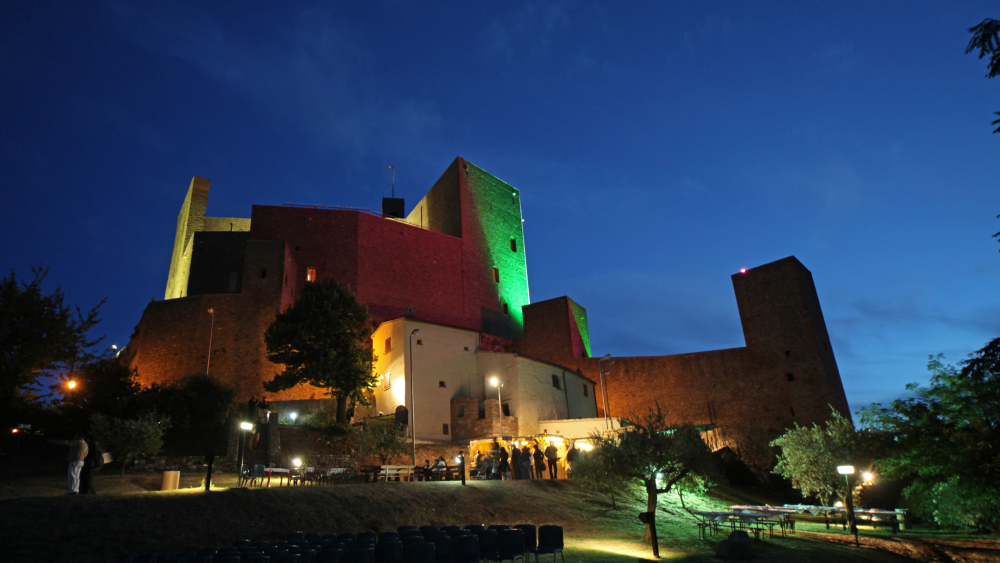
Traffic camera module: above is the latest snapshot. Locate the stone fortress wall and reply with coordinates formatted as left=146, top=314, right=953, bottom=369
left=121, top=157, right=851, bottom=448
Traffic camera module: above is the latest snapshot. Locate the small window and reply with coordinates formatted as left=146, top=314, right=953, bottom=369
left=790, top=406, right=795, bottom=417
left=443, top=424, right=449, bottom=435
left=493, top=267, right=500, bottom=283
left=583, top=384, right=589, bottom=397
left=786, top=373, right=794, bottom=382
left=384, top=338, right=392, bottom=354
left=502, top=403, right=510, bottom=416
left=260, top=269, right=267, bottom=279
left=458, top=406, right=465, bottom=418
left=306, top=267, right=316, bottom=282
left=439, top=381, right=446, bottom=388
left=502, top=303, right=509, bottom=315
left=510, top=238, right=517, bottom=252
left=551, top=375, right=561, bottom=390
left=417, top=339, right=423, bottom=346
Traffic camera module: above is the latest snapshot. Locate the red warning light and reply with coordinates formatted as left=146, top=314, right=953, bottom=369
left=740, top=268, right=747, bottom=274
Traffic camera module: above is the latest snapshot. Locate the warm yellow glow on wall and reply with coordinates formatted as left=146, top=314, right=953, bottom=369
left=392, top=373, right=406, bottom=405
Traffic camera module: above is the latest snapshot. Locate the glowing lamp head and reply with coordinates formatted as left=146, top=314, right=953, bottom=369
left=490, top=377, right=499, bottom=387
left=111, top=344, right=118, bottom=351
left=12, top=428, right=18, bottom=433
left=290, top=412, right=297, bottom=421
left=67, top=380, right=76, bottom=390
left=454, top=456, right=461, bottom=463
left=240, top=422, right=253, bottom=431
left=862, top=472, right=874, bottom=481
left=740, top=268, right=747, bottom=274
left=835, top=501, right=844, bottom=508
left=837, top=465, right=855, bottom=475
left=293, top=458, right=302, bottom=467
left=207, top=308, right=214, bottom=315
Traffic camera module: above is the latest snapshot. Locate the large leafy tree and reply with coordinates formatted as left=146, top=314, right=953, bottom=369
left=0, top=267, right=104, bottom=411
left=90, top=412, right=170, bottom=477
left=859, top=339, right=1000, bottom=531
left=264, top=278, right=377, bottom=423
left=770, top=408, right=876, bottom=506
left=965, top=18, right=1000, bottom=133
left=581, top=404, right=721, bottom=543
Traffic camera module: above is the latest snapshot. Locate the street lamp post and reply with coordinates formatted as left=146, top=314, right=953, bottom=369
left=490, top=377, right=504, bottom=439
left=408, top=328, right=420, bottom=466
left=837, top=465, right=859, bottom=547
left=598, top=354, right=614, bottom=430
left=237, top=421, right=253, bottom=487
left=206, top=308, right=215, bottom=375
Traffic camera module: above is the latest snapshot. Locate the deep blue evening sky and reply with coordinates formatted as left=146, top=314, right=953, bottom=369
left=2, top=2, right=997, bottom=416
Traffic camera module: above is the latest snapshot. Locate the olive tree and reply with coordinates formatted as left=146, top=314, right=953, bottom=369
left=583, top=404, right=721, bottom=542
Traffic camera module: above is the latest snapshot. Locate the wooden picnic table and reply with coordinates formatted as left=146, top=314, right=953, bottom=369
left=262, top=467, right=289, bottom=487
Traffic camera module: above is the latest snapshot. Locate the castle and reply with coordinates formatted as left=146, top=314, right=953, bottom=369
left=121, top=157, right=851, bottom=445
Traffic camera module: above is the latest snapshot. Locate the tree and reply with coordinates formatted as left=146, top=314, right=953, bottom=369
left=89, top=412, right=170, bottom=477
left=137, top=374, right=237, bottom=432
left=0, top=267, right=104, bottom=410
left=582, top=404, right=721, bottom=542
left=263, top=278, right=378, bottom=423
left=859, top=339, right=1000, bottom=531
left=69, top=356, right=143, bottom=419
left=770, top=408, right=875, bottom=506
left=353, top=421, right=409, bottom=466
left=572, top=445, right=631, bottom=510
left=965, top=18, right=1000, bottom=133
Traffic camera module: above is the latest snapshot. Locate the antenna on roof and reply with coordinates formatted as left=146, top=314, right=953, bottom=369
left=387, top=166, right=395, bottom=198
left=382, top=166, right=405, bottom=219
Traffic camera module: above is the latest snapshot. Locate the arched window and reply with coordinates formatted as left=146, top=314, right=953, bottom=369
left=306, top=267, right=316, bottom=282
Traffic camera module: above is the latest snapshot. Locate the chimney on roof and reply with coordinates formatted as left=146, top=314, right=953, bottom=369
left=383, top=165, right=405, bottom=218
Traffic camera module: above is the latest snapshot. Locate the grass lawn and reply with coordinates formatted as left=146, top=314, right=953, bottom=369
left=2, top=471, right=997, bottom=563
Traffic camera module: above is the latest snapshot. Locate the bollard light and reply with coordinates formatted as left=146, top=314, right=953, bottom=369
left=290, top=412, right=297, bottom=424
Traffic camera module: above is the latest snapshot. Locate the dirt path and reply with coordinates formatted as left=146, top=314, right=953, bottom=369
left=798, top=530, right=1000, bottom=563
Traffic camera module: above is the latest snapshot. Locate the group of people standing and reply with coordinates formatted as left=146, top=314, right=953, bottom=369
left=474, top=439, right=580, bottom=481
left=50, top=432, right=106, bottom=494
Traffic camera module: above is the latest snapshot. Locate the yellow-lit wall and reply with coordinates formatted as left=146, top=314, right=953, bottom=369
left=370, top=318, right=597, bottom=441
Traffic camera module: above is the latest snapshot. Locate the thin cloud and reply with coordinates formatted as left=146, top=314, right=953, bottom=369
left=106, top=3, right=443, bottom=159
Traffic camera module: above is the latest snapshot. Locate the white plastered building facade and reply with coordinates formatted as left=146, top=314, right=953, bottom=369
left=370, top=318, right=598, bottom=442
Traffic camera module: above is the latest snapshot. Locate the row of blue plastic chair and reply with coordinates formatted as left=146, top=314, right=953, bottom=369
left=99, top=524, right=563, bottom=563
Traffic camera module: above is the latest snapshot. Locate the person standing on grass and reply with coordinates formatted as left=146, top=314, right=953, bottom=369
left=520, top=445, right=533, bottom=479
left=82, top=437, right=105, bottom=494
left=457, top=451, right=466, bottom=486
left=544, top=441, right=559, bottom=479
left=565, top=441, right=579, bottom=479
left=533, top=443, right=546, bottom=479
left=510, top=444, right=521, bottom=479
left=499, top=447, right=511, bottom=481
left=48, top=432, right=88, bottom=494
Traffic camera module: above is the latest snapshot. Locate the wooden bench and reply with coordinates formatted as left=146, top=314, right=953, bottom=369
left=380, top=465, right=415, bottom=482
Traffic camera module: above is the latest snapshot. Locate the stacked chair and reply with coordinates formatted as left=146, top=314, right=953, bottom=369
left=89, top=524, right=563, bottom=563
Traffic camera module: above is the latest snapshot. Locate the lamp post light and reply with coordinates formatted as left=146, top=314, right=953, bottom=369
left=237, top=421, right=253, bottom=487
left=598, top=354, right=614, bottom=430
left=206, top=308, right=215, bottom=375
left=408, top=328, right=420, bottom=466
left=8, top=424, right=28, bottom=486
left=289, top=412, right=297, bottom=425
left=490, top=377, right=504, bottom=439
left=837, top=465, right=860, bottom=547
